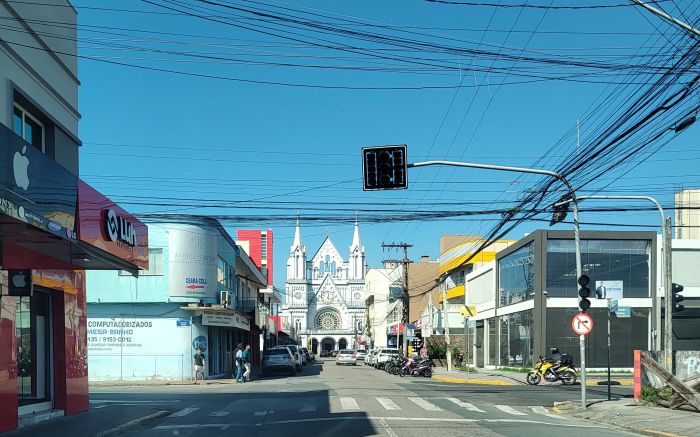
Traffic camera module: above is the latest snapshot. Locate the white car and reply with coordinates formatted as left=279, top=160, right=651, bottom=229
left=335, top=349, right=357, bottom=366
left=355, top=349, right=368, bottom=361
left=374, top=348, right=399, bottom=369
left=285, top=344, right=304, bottom=371
left=365, top=349, right=377, bottom=366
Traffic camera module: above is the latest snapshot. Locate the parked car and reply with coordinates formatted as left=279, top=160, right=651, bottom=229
left=320, top=350, right=331, bottom=358
left=285, top=344, right=304, bottom=371
left=301, top=347, right=314, bottom=363
left=336, top=349, right=357, bottom=366
left=262, top=346, right=296, bottom=377
left=330, top=350, right=339, bottom=357
left=374, top=348, right=400, bottom=369
left=366, top=349, right=378, bottom=366
left=355, top=349, right=368, bottom=361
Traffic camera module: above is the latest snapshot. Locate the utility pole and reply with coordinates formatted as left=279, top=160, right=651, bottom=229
left=382, top=242, right=413, bottom=358
left=442, top=283, right=452, bottom=371
left=664, top=217, right=674, bottom=370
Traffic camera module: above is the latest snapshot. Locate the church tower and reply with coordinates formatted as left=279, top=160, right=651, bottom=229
left=287, top=218, right=307, bottom=280
left=348, top=217, right=365, bottom=281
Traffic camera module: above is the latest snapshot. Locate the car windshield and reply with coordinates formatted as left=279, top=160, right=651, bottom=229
left=287, top=346, right=298, bottom=351
left=266, top=349, right=290, bottom=356
left=339, top=350, right=354, bottom=355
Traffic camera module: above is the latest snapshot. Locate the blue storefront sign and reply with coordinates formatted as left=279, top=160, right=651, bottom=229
left=176, top=319, right=191, bottom=327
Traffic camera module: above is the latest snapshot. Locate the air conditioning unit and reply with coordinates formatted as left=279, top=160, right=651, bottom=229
left=220, top=290, right=229, bottom=308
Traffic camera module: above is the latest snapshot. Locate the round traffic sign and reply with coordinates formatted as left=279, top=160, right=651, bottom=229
left=571, top=313, right=593, bottom=335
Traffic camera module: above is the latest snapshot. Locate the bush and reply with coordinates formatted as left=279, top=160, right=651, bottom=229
left=452, top=347, right=461, bottom=358
left=641, top=385, right=659, bottom=404
left=428, top=342, right=446, bottom=359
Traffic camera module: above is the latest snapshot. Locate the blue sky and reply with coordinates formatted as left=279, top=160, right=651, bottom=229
left=72, top=0, right=700, bottom=290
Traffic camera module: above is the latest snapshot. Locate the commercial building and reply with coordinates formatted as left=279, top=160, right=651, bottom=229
left=237, top=229, right=273, bottom=288
left=465, top=230, right=658, bottom=369
left=0, top=1, right=149, bottom=430
left=86, top=219, right=272, bottom=381
left=675, top=189, right=700, bottom=239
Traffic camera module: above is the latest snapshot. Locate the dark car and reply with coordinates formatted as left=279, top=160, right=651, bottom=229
left=262, top=346, right=296, bottom=377
left=320, top=350, right=331, bottom=358
left=330, top=350, right=339, bottom=357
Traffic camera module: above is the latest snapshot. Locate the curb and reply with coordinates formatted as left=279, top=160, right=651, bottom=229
left=430, top=375, right=516, bottom=386
left=586, top=380, right=633, bottom=386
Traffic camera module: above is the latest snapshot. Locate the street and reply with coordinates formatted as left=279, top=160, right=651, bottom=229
left=11, top=359, right=636, bottom=437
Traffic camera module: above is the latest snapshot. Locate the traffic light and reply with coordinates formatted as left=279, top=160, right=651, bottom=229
left=362, top=145, right=408, bottom=190
left=672, top=283, right=685, bottom=313
left=578, top=274, right=591, bottom=312
left=549, top=195, right=571, bottom=226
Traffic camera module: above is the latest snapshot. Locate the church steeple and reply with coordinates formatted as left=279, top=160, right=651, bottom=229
left=348, top=215, right=365, bottom=281
left=291, top=217, right=302, bottom=252
left=287, top=216, right=307, bottom=280
left=350, top=214, right=361, bottom=251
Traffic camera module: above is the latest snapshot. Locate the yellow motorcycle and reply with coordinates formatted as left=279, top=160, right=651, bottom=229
left=526, top=349, right=577, bottom=385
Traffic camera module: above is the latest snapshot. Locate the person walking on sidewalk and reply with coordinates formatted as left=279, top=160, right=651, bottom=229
left=235, top=343, right=244, bottom=382
left=242, top=344, right=252, bottom=382
left=193, top=348, right=206, bottom=384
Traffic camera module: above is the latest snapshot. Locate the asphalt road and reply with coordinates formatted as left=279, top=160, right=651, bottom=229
left=10, top=359, right=637, bottom=437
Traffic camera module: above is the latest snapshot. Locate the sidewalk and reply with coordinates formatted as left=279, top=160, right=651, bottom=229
left=554, top=399, right=700, bottom=437
left=431, top=366, right=633, bottom=386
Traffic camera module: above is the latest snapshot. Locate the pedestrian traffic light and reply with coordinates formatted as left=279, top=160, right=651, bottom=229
left=549, top=195, right=571, bottom=226
left=362, top=145, right=408, bottom=190
left=672, top=283, right=685, bottom=313
left=578, top=274, right=591, bottom=312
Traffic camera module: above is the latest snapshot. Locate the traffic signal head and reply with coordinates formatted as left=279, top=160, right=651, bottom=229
left=672, top=282, right=685, bottom=313
left=362, top=145, right=408, bottom=190
left=549, top=195, right=571, bottom=226
left=578, top=274, right=591, bottom=312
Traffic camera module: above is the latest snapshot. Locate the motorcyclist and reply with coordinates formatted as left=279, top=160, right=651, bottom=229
left=548, top=347, right=563, bottom=374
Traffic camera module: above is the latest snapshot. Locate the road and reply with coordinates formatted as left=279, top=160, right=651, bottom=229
left=11, top=359, right=637, bottom=437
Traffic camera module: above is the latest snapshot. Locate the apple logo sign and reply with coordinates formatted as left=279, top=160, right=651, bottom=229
left=12, top=272, right=26, bottom=288
left=13, top=145, right=30, bottom=190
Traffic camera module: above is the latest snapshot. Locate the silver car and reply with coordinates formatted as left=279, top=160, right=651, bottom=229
left=355, top=349, right=368, bottom=361
left=335, top=349, right=357, bottom=366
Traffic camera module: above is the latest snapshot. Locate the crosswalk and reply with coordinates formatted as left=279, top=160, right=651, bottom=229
left=161, top=396, right=565, bottom=420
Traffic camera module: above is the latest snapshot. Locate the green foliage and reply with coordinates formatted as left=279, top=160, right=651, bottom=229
left=428, top=342, right=446, bottom=359
left=641, top=385, right=659, bottom=404
left=452, top=347, right=461, bottom=358
left=499, top=367, right=531, bottom=373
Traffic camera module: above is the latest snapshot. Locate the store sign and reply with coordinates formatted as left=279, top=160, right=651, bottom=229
left=7, top=269, right=32, bottom=296
left=169, top=227, right=217, bottom=298
left=0, top=123, right=77, bottom=240
left=87, top=318, right=190, bottom=354
left=78, top=181, right=148, bottom=269
left=595, top=280, right=623, bottom=300
left=202, top=312, right=250, bottom=331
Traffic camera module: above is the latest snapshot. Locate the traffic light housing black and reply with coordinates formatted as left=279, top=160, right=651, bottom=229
left=672, top=283, right=685, bottom=313
left=549, top=195, right=571, bottom=226
left=362, top=145, right=408, bottom=190
left=578, top=274, right=591, bottom=312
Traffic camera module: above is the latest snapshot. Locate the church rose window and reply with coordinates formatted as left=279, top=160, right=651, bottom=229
left=315, top=310, right=341, bottom=330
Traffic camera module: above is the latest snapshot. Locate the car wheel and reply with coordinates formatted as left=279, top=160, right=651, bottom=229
left=290, top=368, right=296, bottom=377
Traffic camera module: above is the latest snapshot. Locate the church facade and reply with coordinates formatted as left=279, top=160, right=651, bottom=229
left=282, top=220, right=367, bottom=354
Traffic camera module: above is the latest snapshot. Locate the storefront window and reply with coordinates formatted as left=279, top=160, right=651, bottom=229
left=498, top=243, right=535, bottom=307
left=499, top=310, right=534, bottom=368
left=487, top=318, right=497, bottom=365
left=546, top=239, right=651, bottom=298
left=16, top=291, right=51, bottom=406
left=546, top=307, right=649, bottom=367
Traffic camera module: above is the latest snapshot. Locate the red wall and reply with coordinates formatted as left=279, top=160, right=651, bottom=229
left=237, top=230, right=273, bottom=286
left=0, top=294, right=18, bottom=432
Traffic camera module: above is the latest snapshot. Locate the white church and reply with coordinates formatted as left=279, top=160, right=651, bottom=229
left=282, top=219, right=367, bottom=354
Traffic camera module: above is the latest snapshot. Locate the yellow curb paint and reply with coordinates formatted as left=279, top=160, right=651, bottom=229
left=430, top=375, right=515, bottom=386
left=551, top=406, right=562, bottom=414
left=637, top=430, right=688, bottom=437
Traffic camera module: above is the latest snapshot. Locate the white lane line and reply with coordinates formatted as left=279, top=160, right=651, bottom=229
left=378, top=417, right=399, bottom=437
left=210, top=411, right=230, bottom=417
left=154, top=424, right=242, bottom=430
left=494, top=405, right=527, bottom=416
left=529, top=406, right=566, bottom=419
left=445, top=398, right=486, bottom=413
left=91, top=400, right=181, bottom=404
left=252, top=416, right=606, bottom=428
left=339, top=397, right=360, bottom=410
left=376, top=398, right=401, bottom=411
left=254, top=411, right=270, bottom=416
left=299, top=404, right=317, bottom=413
left=168, top=407, right=199, bottom=417
left=408, top=397, right=442, bottom=412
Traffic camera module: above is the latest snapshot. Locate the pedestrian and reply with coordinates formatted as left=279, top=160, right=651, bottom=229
left=235, top=343, right=244, bottom=382
left=420, top=344, right=428, bottom=359
left=193, top=348, right=206, bottom=384
left=242, top=344, right=252, bottom=382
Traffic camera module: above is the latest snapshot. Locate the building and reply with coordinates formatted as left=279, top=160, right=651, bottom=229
left=281, top=219, right=366, bottom=353
left=464, top=230, right=657, bottom=369
left=237, top=229, right=273, bottom=288
left=0, top=1, right=150, bottom=430
left=675, top=189, right=700, bottom=239
left=86, top=219, right=272, bottom=381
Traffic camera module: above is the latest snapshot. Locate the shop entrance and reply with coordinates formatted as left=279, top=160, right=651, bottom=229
left=321, top=337, right=335, bottom=351
left=311, top=338, right=318, bottom=354
left=16, top=288, right=52, bottom=411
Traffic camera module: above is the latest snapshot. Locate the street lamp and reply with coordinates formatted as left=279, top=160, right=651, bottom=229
left=406, top=160, right=586, bottom=408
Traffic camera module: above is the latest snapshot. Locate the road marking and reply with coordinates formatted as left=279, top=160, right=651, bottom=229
left=254, top=411, right=271, bottom=416
left=154, top=424, right=242, bottom=431
left=299, top=404, right=317, bottom=413
left=91, top=400, right=181, bottom=404
left=253, top=416, right=606, bottom=428
left=494, top=405, right=527, bottom=416
left=339, top=397, right=360, bottom=410
left=529, top=406, right=565, bottom=419
left=377, top=417, right=399, bottom=437
left=210, top=411, right=230, bottom=417
left=445, top=398, right=486, bottom=413
left=408, top=397, right=442, bottom=411
left=376, top=398, right=401, bottom=411
left=168, top=407, right=199, bottom=417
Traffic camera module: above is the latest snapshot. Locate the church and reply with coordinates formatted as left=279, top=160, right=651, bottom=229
left=282, top=219, right=367, bottom=354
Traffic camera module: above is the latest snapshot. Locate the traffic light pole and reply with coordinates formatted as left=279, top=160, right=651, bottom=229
left=556, top=195, right=672, bottom=366
left=408, top=160, right=586, bottom=408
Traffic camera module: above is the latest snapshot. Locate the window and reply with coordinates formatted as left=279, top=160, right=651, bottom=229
left=499, top=310, right=534, bottom=368
left=13, top=104, right=44, bottom=152
left=120, top=249, right=163, bottom=276
left=498, top=243, right=535, bottom=307
left=261, top=234, right=267, bottom=261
